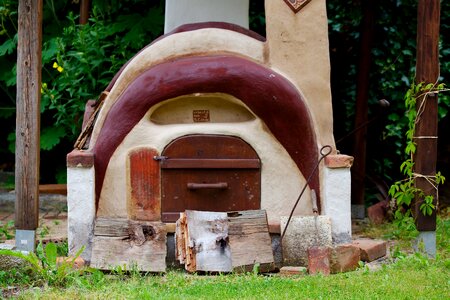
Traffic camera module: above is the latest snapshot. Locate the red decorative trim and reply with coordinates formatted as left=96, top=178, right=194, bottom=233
left=94, top=55, right=320, bottom=211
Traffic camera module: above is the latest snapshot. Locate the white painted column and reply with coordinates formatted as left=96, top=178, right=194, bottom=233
left=164, top=0, right=249, bottom=33
left=67, top=150, right=95, bottom=262
left=322, top=155, right=354, bottom=244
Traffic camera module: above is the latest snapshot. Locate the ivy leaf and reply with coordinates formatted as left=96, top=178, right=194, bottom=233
left=40, top=126, right=66, bottom=151
left=0, top=34, right=17, bottom=56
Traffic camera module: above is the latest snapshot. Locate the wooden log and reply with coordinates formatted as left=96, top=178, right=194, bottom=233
left=15, top=0, right=43, bottom=231
left=175, top=210, right=274, bottom=273
left=91, top=218, right=166, bottom=272
left=413, top=0, right=440, bottom=231
left=227, top=210, right=275, bottom=273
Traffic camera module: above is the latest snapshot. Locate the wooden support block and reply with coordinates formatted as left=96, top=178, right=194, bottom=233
left=227, top=210, right=275, bottom=273
left=90, top=218, right=166, bottom=272
left=175, top=210, right=275, bottom=273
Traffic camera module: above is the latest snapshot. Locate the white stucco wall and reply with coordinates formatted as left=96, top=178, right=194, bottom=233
left=164, top=0, right=249, bottom=33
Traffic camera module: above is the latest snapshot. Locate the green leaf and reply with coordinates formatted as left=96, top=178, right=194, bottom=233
left=0, top=34, right=17, bottom=56
left=40, top=126, right=66, bottom=151
left=45, top=242, right=58, bottom=267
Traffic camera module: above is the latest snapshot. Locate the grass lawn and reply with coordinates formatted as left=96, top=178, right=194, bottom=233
left=15, top=257, right=450, bottom=300
left=2, top=215, right=449, bottom=299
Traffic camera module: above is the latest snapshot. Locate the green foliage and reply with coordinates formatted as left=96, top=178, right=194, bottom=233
left=0, top=0, right=164, bottom=182
left=328, top=0, right=450, bottom=191
left=0, top=241, right=85, bottom=287
left=0, top=220, right=14, bottom=240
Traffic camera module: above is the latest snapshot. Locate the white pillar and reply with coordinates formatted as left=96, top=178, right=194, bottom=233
left=67, top=150, right=95, bottom=262
left=322, top=155, right=353, bottom=244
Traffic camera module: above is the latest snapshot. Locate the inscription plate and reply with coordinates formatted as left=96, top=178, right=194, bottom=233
left=193, top=110, right=210, bottom=122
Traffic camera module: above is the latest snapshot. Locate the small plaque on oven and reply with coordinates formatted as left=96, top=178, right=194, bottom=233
left=193, top=110, right=210, bottom=122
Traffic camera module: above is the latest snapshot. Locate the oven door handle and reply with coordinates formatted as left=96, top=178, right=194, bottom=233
left=187, top=182, right=228, bottom=190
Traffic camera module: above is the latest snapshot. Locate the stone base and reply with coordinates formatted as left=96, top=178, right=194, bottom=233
left=414, top=231, right=436, bottom=258
left=280, top=216, right=332, bottom=266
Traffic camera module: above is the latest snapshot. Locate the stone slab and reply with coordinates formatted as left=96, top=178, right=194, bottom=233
left=280, top=216, right=332, bottom=266
left=353, top=239, right=387, bottom=262
left=330, top=243, right=360, bottom=273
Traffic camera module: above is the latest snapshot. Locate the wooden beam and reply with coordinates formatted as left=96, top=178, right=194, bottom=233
left=414, top=0, right=440, bottom=231
left=80, top=0, right=90, bottom=25
left=15, top=0, right=43, bottom=231
left=351, top=0, right=375, bottom=216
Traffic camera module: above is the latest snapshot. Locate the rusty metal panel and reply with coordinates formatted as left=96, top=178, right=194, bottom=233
left=129, top=148, right=161, bottom=221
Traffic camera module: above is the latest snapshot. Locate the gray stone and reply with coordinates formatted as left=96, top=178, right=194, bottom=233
left=280, top=216, right=332, bottom=266
left=351, top=204, right=365, bottom=219
left=414, top=231, right=436, bottom=258
left=0, top=245, right=31, bottom=270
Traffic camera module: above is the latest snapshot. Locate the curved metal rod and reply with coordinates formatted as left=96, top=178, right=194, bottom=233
left=278, top=145, right=333, bottom=247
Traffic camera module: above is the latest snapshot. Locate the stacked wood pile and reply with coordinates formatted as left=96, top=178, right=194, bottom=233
left=176, top=210, right=275, bottom=273
left=90, top=218, right=166, bottom=272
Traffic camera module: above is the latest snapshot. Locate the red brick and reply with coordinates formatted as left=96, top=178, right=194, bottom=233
left=330, top=244, right=360, bottom=274
left=307, top=246, right=331, bottom=275
left=367, top=201, right=388, bottom=225
left=56, top=256, right=86, bottom=268
left=279, top=266, right=307, bottom=276
left=352, top=239, right=387, bottom=262
left=325, top=155, right=354, bottom=169
left=67, top=149, right=94, bottom=168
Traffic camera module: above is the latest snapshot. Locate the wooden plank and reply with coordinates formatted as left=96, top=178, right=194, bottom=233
left=15, top=0, right=43, bottom=230
left=184, top=210, right=231, bottom=272
left=414, top=0, right=440, bottom=231
left=161, top=159, right=260, bottom=169
left=91, top=218, right=166, bottom=272
left=227, top=210, right=275, bottom=273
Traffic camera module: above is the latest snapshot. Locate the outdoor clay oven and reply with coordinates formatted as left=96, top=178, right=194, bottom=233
left=67, top=0, right=353, bottom=270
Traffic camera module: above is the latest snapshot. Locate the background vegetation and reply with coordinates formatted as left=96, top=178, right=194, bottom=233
left=0, top=0, right=449, bottom=206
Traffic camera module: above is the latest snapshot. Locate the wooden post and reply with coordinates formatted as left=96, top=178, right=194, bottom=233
left=80, top=0, right=91, bottom=25
left=351, top=0, right=375, bottom=218
left=15, top=0, right=42, bottom=250
left=414, top=0, right=440, bottom=232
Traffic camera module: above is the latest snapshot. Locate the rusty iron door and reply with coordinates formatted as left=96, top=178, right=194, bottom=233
left=160, top=135, right=261, bottom=222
